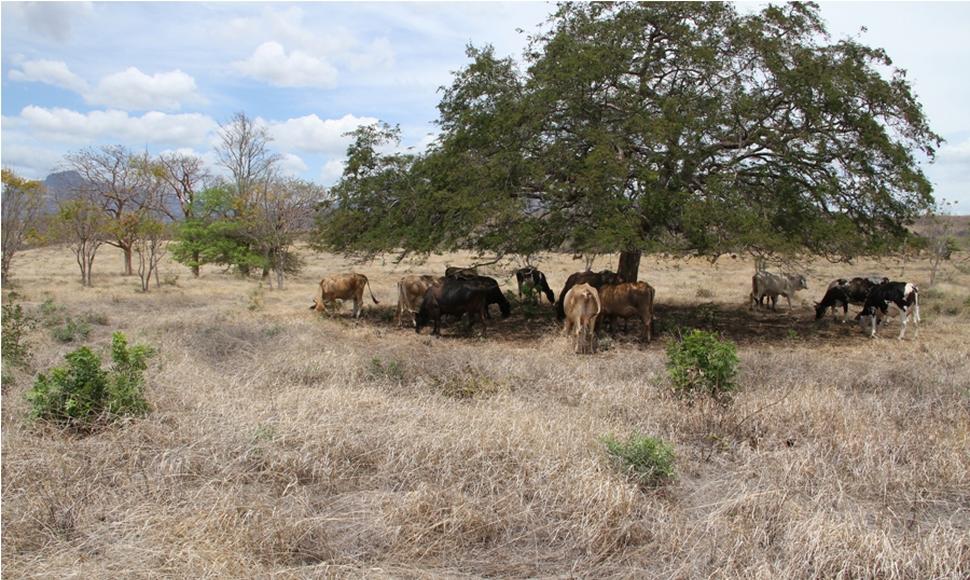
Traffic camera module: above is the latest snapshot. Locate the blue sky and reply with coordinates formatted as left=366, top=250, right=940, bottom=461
left=2, top=2, right=969, bottom=212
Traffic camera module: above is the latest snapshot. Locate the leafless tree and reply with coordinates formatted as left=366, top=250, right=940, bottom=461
left=64, top=145, right=160, bottom=276
left=216, top=112, right=281, bottom=201
left=155, top=152, right=210, bottom=276
left=1, top=169, right=45, bottom=284
left=134, top=217, right=168, bottom=292
left=250, top=177, right=323, bottom=289
left=55, top=199, right=107, bottom=287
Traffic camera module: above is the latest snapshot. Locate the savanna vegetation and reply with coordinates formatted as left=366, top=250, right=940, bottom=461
left=3, top=2, right=969, bottom=577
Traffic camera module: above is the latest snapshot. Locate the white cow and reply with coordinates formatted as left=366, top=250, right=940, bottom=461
left=750, top=271, right=808, bottom=312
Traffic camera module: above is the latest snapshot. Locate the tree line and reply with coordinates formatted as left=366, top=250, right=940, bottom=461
left=2, top=112, right=324, bottom=290
left=2, top=3, right=956, bottom=290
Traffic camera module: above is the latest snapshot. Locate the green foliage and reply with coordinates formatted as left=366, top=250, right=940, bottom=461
left=367, top=357, right=405, bottom=383
left=666, top=329, right=740, bottom=401
left=316, top=3, right=939, bottom=268
left=2, top=302, right=35, bottom=370
left=25, top=332, right=153, bottom=427
left=170, top=186, right=268, bottom=276
left=52, top=318, right=92, bottom=343
left=602, top=433, right=676, bottom=487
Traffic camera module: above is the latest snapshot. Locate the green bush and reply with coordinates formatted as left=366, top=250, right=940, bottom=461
left=52, top=317, right=92, bottom=343
left=2, top=302, right=35, bottom=370
left=602, top=433, right=675, bottom=486
left=666, top=329, right=739, bottom=401
left=26, top=332, right=153, bottom=428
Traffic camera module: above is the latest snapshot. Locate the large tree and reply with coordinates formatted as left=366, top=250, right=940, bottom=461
left=65, top=145, right=160, bottom=276
left=317, top=2, right=940, bottom=282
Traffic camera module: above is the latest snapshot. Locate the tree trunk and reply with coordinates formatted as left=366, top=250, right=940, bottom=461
left=123, top=245, right=134, bottom=276
left=191, top=250, right=200, bottom=277
left=618, top=250, right=641, bottom=283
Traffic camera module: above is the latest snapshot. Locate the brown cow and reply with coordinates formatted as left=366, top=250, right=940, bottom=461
left=397, top=274, right=439, bottom=327
left=310, top=273, right=379, bottom=318
left=563, top=283, right=601, bottom=354
left=597, top=281, right=655, bottom=342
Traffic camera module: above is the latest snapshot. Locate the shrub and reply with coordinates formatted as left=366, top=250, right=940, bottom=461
left=602, top=433, right=675, bottom=487
left=52, top=317, right=92, bottom=343
left=695, top=287, right=715, bottom=299
left=367, top=357, right=405, bottom=383
left=666, top=329, right=739, bottom=402
left=26, top=332, right=153, bottom=428
left=2, top=302, right=35, bottom=370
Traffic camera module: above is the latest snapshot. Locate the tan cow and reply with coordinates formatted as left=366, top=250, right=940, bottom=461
left=396, top=274, right=439, bottom=327
left=563, top=283, right=601, bottom=354
left=311, top=273, right=379, bottom=318
left=598, top=281, right=656, bottom=342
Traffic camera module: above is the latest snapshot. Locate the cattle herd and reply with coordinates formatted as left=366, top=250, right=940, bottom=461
left=310, top=264, right=922, bottom=352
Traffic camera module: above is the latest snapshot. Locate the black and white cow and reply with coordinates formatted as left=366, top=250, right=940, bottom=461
left=857, top=281, right=920, bottom=339
left=814, top=276, right=890, bottom=322
left=514, top=267, right=555, bottom=303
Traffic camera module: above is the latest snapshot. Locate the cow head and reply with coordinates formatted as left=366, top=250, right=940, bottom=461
left=797, top=275, right=808, bottom=290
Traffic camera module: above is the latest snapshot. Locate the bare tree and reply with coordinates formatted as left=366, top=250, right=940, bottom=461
left=216, top=112, right=281, bottom=201
left=1, top=169, right=45, bottom=284
left=54, top=199, right=107, bottom=287
left=250, top=177, right=322, bottom=289
left=155, top=152, right=210, bottom=276
left=134, top=218, right=168, bottom=292
left=924, top=199, right=960, bottom=287
left=64, top=146, right=160, bottom=276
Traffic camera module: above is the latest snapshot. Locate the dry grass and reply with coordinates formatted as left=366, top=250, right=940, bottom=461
left=2, top=245, right=969, bottom=578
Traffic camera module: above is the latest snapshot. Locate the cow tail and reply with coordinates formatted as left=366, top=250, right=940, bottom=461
left=367, top=278, right=380, bottom=304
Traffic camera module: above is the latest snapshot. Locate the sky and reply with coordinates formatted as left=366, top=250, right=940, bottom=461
left=2, top=1, right=969, bottom=212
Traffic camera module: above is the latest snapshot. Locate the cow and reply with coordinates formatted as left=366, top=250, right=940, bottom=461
left=814, top=276, right=890, bottom=322
left=310, top=273, right=379, bottom=318
left=857, top=281, right=920, bottom=339
left=415, top=278, right=489, bottom=337
left=443, top=273, right=510, bottom=319
left=750, top=271, right=808, bottom=312
left=445, top=266, right=478, bottom=279
left=396, top=274, right=440, bottom=327
left=555, top=270, right=623, bottom=321
left=597, top=281, right=656, bottom=342
left=563, top=283, right=601, bottom=354
left=514, top=267, right=555, bottom=303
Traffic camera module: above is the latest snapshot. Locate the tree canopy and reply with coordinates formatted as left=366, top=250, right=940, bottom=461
left=321, top=2, right=941, bottom=275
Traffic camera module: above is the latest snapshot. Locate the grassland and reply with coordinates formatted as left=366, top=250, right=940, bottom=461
left=2, top=245, right=969, bottom=578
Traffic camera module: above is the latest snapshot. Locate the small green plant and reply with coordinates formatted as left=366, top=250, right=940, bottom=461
left=25, top=332, right=153, bottom=428
left=52, top=317, right=92, bottom=343
left=787, top=328, right=799, bottom=340
left=367, top=357, right=405, bottom=383
left=666, top=329, right=739, bottom=402
left=2, top=302, right=35, bottom=370
left=39, top=298, right=65, bottom=325
left=602, top=433, right=675, bottom=487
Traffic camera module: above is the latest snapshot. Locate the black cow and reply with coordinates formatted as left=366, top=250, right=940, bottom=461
left=555, top=270, right=623, bottom=321
left=514, top=267, right=555, bottom=303
left=415, top=279, right=489, bottom=336
left=814, top=276, right=889, bottom=322
left=856, top=281, right=920, bottom=339
left=443, top=271, right=511, bottom=319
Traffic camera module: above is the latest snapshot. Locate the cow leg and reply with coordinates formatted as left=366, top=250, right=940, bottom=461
left=563, top=318, right=574, bottom=338
left=870, top=315, right=877, bottom=338
left=786, top=294, right=793, bottom=312
left=898, top=307, right=910, bottom=340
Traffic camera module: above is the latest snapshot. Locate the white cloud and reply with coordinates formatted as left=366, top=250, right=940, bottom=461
left=233, top=41, right=338, bottom=88
left=9, top=61, right=203, bottom=112
left=320, top=158, right=346, bottom=184
left=8, top=59, right=89, bottom=93
left=346, top=37, right=395, bottom=71
left=279, top=153, right=309, bottom=176
left=87, top=67, right=202, bottom=111
left=0, top=142, right=66, bottom=180
left=938, top=137, right=970, bottom=164
left=268, top=113, right=378, bottom=154
left=12, top=106, right=217, bottom=147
